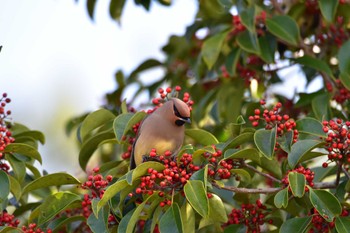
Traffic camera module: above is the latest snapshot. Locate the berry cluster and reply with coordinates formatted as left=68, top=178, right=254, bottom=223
left=205, top=146, right=238, bottom=180
left=224, top=200, right=272, bottom=233
left=0, top=210, right=19, bottom=227
left=309, top=208, right=349, bottom=233
left=129, top=150, right=198, bottom=207
left=249, top=100, right=298, bottom=142
left=326, top=80, right=350, bottom=105
left=231, top=11, right=266, bottom=36
left=317, top=16, right=349, bottom=48
left=80, top=167, right=114, bottom=228
left=151, top=86, right=194, bottom=113
left=322, top=119, right=350, bottom=166
left=0, top=93, right=14, bottom=159
left=21, top=223, right=52, bottom=233
left=281, top=166, right=315, bottom=191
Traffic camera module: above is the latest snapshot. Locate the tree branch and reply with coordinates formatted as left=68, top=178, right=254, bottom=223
left=212, top=182, right=283, bottom=194
left=241, top=161, right=282, bottom=184
left=312, top=182, right=337, bottom=189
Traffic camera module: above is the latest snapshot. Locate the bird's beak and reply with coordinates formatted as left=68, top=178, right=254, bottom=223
left=182, top=117, right=191, bottom=124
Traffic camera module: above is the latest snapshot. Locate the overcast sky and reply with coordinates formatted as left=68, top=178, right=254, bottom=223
left=0, top=0, right=196, bottom=174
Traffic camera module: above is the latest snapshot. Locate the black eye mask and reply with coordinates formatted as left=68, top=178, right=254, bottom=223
left=173, top=104, right=190, bottom=126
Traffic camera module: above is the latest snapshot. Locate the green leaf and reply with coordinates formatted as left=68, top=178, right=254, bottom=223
left=126, top=193, right=160, bottom=233
left=231, top=169, right=251, bottom=184
left=129, top=161, right=165, bottom=184
left=312, top=93, right=331, bottom=121
left=0, top=171, right=10, bottom=205
left=4, top=143, right=42, bottom=164
left=288, top=172, right=306, bottom=198
left=239, top=6, right=255, bottom=32
left=319, top=0, right=339, bottom=22
left=236, top=30, right=260, bottom=55
left=80, top=109, right=115, bottom=142
left=258, top=34, right=276, bottom=63
left=296, top=117, right=326, bottom=138
left=184, top=180, right=209, bottom=218
left=109, top=0, right=127, bottom=22
left=288, top=140, right=324, bottom=168
left=279, top=216, right=312, bottom=233
left=224, top=148, right=260, bottom=164
left=180, top=202, right=195, bottom=233
left=225, top=47, right=241, bottom=77
left=128, top=59, right=163, bottom=82
left=87, top=199, right=109, bottom=233
left=159, top=203, right=183, bottom=233
left=277, top=130, right=294, bottom=153
left=97, top=179, right=128, bottom=213
left=309, top=189, right=342, bottom=222
left=224, top=224, right=247, bottom=233
left=202, top=30, right=230, bottom=70
left=222, top=132, right=254, bottom=152
left=274, top=188, right=289, bottom=208
left=266, top=15, right=300, bottom=46
left=113, top=112, right=147, bottom=143
left=6, top=154, right=26, bottom=183
left=13, top=130, right=45, bottom=144
left=296, top=55, right=334, bottom=79
left=8, top=175, right=21, bottom=201
left=87, top=0, right=97, bottom=20
left=37, top=192, right=81, bottom=225
left=48, top=215, right=85, bottom=233
left=185, top=129, right=219, bottom=145
left=79, top=131, right=115, bottom=171
left=208, top=194, right=228, bottom=223
left=338, top=39, right=350, bottom=89
left=335, top=217, right=350, bottom=233
left=254, top=127, right=276, bottom=159
left=22, top=173, right=81, bottom=196
left=0, top=227, right=22, bottom=233
left=190, top=165, right=208, bottom=188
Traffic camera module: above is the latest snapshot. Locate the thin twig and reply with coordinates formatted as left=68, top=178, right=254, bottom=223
left=241, top=161, right=282, bottom=184
left=212, top=182, right=283, bottom=194
left=335, top=161, right=343, bottom=186
left=342, top=166, right=350, bottom=179
left=313, top=182, right=337, bottom=189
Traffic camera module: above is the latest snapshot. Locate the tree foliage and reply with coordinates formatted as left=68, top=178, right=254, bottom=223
left=1, top=0, right=350, bottom=232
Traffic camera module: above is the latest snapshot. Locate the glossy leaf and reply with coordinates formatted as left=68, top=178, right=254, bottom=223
left=37, top=192, right=81, bottom=225
left=185, top=129, right=219, bottom=145
left=266, top=15, right=300, bottom=46
left=128, top=161, right=165, bottom=184
left=296, top=117, right=326, bottom=138
left=22, top=173, right=81, bottom=196
left=0, top=171, right=10, bottom=205
left=225, top=47, right=241, bottom=77
left=118, top=209, right=135, bottom=233
left=254, top=127, right=276, bottom=159
left=338, top=39, right=350, bottom=90
left=4, top=143, right=42, bottom=164
left=239, top=6, right=255, bottom=32
left=224, top=148, right=260, bottom=164
left=12, top=130, right=45, bottom=144
left=274, top=188, right=289, bottom=208
left=202, top=30, right=230, bottom=70
left=288, top=140, right=324, bottom=168
left=258, top=34, right=276, bottom=63
left=48, top=215, right=85, bottom=232
left=109, top=0, right=127, bottom=22
left=335, top=217, right=350, bottom=233
left=159, top=203, right=183, bottom=233
left=277, top=130, right=293, bottom=153
left=87, top=0, right=97, bottom=20
left=222, top=132, right=254, bottom=152
left=180, top=202, right=195, bottom=233
left=279, top=216, right=312, bottom=233
left=319, top=0, right=339, bottom=22
left=184, top=180, right=209, bottom=218
left=236, top=30, right=260, bottom=55
left=309, top=189, right=342, bottom=222
left=8, top=175, right=21, bottom=201
left=87, top=199, right=109, bottom=233
left=79, top=131, right=115, bottom=171
left=80, top=109, right=115, bottom=142
left=288, top=172, right=306, bottom=198
left=6, top=154, right=26, bottom=183
left=97, top=179, right=128, bottom=213
left=312, top=93, right=331, bottom=121
left=208, top=193, right=228, bottom=223
left=126, top=193, right=160, bottom=233
left=114, top=112, right=146, bottom=142
left=296, top=55, right=334, bottom=79
left=190, top=165, right=208, bottom=188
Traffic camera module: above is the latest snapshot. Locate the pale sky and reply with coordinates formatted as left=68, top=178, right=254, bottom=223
left=0, top=0, right=197, bottom=174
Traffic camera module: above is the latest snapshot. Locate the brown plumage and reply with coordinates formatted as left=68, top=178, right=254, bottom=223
left=130, top=98, right=191, bottom=169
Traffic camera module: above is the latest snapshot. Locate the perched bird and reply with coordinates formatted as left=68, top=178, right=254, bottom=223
left=130, top=98, right=191, bottom=169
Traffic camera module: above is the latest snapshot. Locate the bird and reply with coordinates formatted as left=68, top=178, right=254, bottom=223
left=130, top=98, right=191, bottom=169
